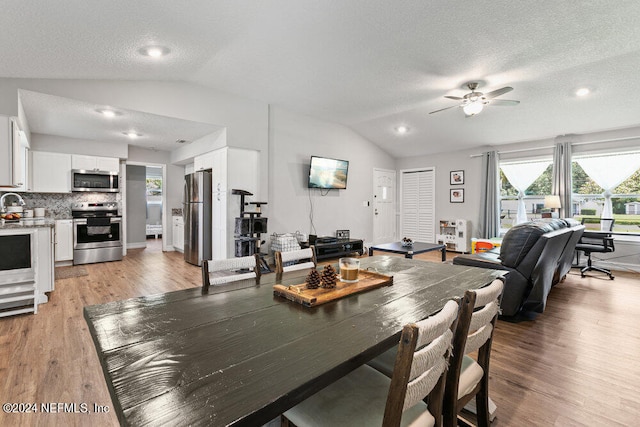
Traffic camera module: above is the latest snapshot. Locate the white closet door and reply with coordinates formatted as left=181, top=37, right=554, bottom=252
left=400, top=169, right=435, bottom=243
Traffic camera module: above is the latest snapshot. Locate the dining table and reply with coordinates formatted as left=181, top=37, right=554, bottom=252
left=84, top=256, right=504, bottom=426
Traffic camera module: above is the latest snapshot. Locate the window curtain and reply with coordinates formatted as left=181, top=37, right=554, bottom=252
left=576, top=152, right=640, bottom=225
left=552, top=142, right=572, bottom=218
left=501, top=160, right=551, bottom=225
left=479, top=151, right=500, bottom=238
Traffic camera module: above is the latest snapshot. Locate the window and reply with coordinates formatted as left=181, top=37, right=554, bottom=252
left=572, top=151, right=640, bottom=232
left=500, top=159, right=553, bottom=229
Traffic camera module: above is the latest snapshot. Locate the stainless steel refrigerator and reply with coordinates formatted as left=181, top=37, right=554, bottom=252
left=184, top=171, right=212, bottom=266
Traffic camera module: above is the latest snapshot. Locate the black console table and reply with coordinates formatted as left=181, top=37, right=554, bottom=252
left=314, top=239, right=364, bottom=260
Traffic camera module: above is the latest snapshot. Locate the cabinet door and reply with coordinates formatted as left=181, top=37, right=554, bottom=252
left=194, top=151, right=215, bottom=172
left=0, top=117, right=26, bottom=189
left=55, top=220, right=74, bottom=261
left=31, top=151, right=72, bottom=193
left=212, top=148, right=228, bottom=193
left=71, top=154, right=96, bottom=171
left=172, top=217, right=184, bottom=251
left=212, top=191, right=227, bottom=259
left=95, top=156, right=120, bottom=172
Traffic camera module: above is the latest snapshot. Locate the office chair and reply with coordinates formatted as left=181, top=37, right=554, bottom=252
left=575, top=218, right=615, bottom=280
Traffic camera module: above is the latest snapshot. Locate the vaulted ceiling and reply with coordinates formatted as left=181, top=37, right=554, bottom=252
left=2, top=1, right=640, bottom=157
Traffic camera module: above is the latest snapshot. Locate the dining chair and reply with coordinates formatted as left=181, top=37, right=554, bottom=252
left=443, top=278, right=504, bottom=427
left=282, top=299, right=461, bottom=427
left=201, top=254, right=261, bottom=292
left=274, top=247, right=317, bottom=274
left=574, top=218, right=615, bottom=280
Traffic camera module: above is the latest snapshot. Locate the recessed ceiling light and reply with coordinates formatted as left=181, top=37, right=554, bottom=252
left=95, top=108, right=122, bottom=117
left=123, top=131, right=142, bottom=139
left=576, top=87, right=590, bottom=97
left=395, top=125, right=409, bottom=134
left=139, top=45, right=170, bottom=58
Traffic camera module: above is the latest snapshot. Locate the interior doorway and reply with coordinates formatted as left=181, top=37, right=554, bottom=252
left=145, top=166, right=164, bottom=242
left=124, top=162, right=167, bottom=251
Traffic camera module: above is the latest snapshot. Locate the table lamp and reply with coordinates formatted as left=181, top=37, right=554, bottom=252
left=544, top=195, right=561, bottom=218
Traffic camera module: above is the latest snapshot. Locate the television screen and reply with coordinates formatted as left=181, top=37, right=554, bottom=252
left=308, top=156, right=349, bottom=189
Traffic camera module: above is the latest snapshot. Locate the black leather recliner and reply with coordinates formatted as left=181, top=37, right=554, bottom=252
left=453, top=219, right=584, bottom=318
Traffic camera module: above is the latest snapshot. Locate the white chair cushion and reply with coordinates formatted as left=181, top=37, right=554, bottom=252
left=284, top=365, right=435, bottom=427
left=208, top=271, right=256, bottom=285
left=458, top=355, right=484, bottom=399
left=282, top=261, right=316, bottom=273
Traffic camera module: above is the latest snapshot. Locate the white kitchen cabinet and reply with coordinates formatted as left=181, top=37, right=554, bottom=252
left=0, top=115, right=28, bottom=189
left=55, top=219, right=74, bottom=262
left=30, top=151, right=72, bottom=193
left=212, top=191, right=227, bottom=259
left=193, top=151, right=215, bottom=172
left=172, top=216, right=184, bottom=252
left=72, top=154, right=119, bottom=172
left=36, top=227, right=55, bottom=294
left=211, top=148, right=228, bottom=193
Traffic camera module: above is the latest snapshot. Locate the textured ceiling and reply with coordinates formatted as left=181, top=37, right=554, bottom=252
left=2, top=1, right=640, bottom=157
left=19, top=90, right=222, bottom=151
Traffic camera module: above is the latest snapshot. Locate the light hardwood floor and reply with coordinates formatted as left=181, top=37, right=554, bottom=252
left=1, top=244, right=639, bottom=426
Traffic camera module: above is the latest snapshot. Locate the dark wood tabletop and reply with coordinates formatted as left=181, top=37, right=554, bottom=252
left=369, top=241, right=447, bottom=261
left=84, top=256, right=503, bottom=426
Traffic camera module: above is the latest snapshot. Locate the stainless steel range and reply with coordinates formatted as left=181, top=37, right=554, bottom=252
left=71, top=202, right=123, bottom=265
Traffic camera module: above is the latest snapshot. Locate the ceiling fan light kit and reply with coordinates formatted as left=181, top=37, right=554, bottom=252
left=430, top=81, right=520, bottom=116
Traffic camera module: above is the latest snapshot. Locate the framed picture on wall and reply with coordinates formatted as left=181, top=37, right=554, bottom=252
left=450, top=170, right=464, bottom=185
left=450, top=188, right=464, bottom=203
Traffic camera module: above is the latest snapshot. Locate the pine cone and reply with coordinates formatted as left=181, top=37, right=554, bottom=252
left=306, top=269, right=322, bottom=289
left=321, top=265, right=338, bottom=288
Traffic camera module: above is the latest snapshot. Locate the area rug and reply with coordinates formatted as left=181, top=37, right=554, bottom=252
left=55, top=266, right=89, bottom=280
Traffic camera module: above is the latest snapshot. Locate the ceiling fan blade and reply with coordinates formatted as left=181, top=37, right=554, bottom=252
left=429, top=105, right=459, bottom=114
left=483, top=86, right=513, bottom=99
left=444, top=95, right=464, bottom=100
left=488, top=99, right=520, bottom=106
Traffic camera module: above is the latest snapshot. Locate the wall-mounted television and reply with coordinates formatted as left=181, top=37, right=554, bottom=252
left=308, top=156, right=349, bottom=189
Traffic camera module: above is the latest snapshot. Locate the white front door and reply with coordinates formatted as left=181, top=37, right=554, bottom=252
left=373, top=169, right=396, bottom=244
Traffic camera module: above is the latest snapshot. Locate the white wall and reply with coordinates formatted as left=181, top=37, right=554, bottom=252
left=126, top=165, right=147, bottom=246
left=268, top=107, right=395, bottom=246
left=397, top=147, right=484, bottom=238
left=30, top=133, right=129, bottom=158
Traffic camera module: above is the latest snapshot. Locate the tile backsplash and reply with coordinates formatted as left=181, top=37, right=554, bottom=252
left=0, top=192, right=120, bottom=219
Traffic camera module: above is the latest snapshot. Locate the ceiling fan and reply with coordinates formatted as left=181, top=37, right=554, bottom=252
left=430, top=82, right=520, bottom=117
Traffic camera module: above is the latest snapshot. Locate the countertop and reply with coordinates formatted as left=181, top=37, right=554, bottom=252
left=0, top=218, right=55, bottom=229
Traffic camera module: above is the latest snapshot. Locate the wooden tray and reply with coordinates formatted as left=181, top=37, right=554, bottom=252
left=273, top=269, right=393, bottom=307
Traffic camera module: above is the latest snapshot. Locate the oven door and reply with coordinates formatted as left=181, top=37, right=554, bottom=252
left=0, top=230, right=36, bottom=285
left=73, top=217, right=122, bottom=249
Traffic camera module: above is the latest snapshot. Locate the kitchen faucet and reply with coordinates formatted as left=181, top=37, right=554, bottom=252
left=0, top=193, right=26, bottom=212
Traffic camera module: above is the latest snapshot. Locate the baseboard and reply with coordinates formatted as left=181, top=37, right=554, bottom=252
left=594, top=261, right=640, bottom=274
left=126, top=242, right=147, bottom=249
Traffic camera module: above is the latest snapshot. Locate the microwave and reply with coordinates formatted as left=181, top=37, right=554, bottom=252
left=71, top=169, right=119, bottom=192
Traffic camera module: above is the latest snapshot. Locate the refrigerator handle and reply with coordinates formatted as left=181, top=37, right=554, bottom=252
left=183, top=178, right=188, bottom=222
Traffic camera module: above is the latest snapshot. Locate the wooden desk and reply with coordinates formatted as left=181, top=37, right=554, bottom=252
left=84, top=256, right=503, bottom=426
